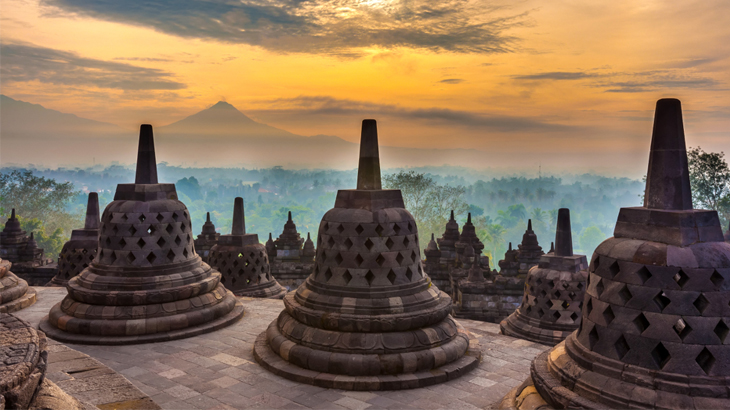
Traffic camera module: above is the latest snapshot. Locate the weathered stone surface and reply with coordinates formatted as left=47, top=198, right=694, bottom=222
left=0, top=313, right=47, bottom=409
left=0, top=258, right=37, bottom=313
left=505, top=99, right=730, bottom=409
left=193, top=212, right=219, bottom=264
left=268, top=215, right=315, bottom=291
left=50, top=193, right=100, bottom=287
left=255, top=119, right=481, bottom=390
left=1, top=209, right=56, bottom=285
left=40, top=125, right=244, bottom=345
left=208, top=197, right=287, bottom=299
left=500, top=209, right=588, bottom=346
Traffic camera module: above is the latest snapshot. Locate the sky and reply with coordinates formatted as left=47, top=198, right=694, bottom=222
left=2, top=0, right=730, bottom=176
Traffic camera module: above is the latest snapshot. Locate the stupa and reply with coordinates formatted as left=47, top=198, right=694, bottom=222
left=449, top=214, right=491, bottom=299
left=500, top=99, right=730, bottom=409
left=194, top=212, right=219, bottom=264
left=0, top=209, right=55, bottom=285
left=40, top=124, right=244, bottom=344
left=424, top=211, right=460, bottom=292
left=49, top=192, right=100, bottom=287
left=207, top=197, right=287, bottom=298
left=254, top=119, right=481, bottom=390
left=499, top=242, right=521, bottom=277
left=517, top=220, right=543, bottom=275
left=500, top=208, right=588, bottom=345
left=0, top=313, right=47, bottom=408
left=301, top=233, right=315, bottom=263
left=0, top=257, right=36, bottom=313
left=269, top=213, right=314, bottom=290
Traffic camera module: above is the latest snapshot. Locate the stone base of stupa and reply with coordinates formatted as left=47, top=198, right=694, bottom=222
left=500, top=311, right=576, bottom=346
left=0, top=269, right=37, bottom=313
left=234, top=281, right=288, bottom=299
left=0, top=287, right=36, bottom=314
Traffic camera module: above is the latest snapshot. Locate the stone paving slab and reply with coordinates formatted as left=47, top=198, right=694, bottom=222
left=17, top=287, right=550, bottom=410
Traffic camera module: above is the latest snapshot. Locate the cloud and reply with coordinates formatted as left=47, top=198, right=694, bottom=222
left=601, top=73, right=721, bottom=93
left=0, top=42, right=186, bottom=90
left=512, top=71, right=597, bottom=80
left=41, top=0, right=526, bottom=57
left=439, top=78, right=464, bottom=84
left=250, top=95, right=574, bottom=133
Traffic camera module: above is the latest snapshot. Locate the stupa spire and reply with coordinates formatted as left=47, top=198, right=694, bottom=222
left=554, top=208, right=573, bottom=257
left=450, top=210, right=455, bottom=221
left=643, top=98, right=692, bottom=210
left=356, top=119, right=381, bottom=190
left=134, top=124, right=158, bottom=184
left=207, top=212, right=211, bottom=223
left=11, top=208, right=16, bottom=220
left=84, top=192, right=100, bottom=230
left=527, top=219, right=532, bottom=231
left=231, top=197, right=246, bottom=235
left=288, top=211, right=292, bottom=222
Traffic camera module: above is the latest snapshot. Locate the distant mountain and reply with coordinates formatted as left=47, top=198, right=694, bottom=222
left=159, top=101, right=295, bottom=137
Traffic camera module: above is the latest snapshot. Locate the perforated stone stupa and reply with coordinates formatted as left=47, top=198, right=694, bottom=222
left=424, top=211, right=460, bottom=292
left=208, top=197, right=287, bottom=298
left=0, top=209, right=55, bottom=285
left=0, top=257, right=36, bottom=313
left=517, top=220, right=543, bottom=275
left=268, top=213, right=315, bottom=290
left=49, top=192, right=100, bottom=287
left=253, top=119, right=481, bottom=390
left=40, top=124, right=244, bottom=344
left=500, top=208, right=588, bottom=346
left=194, top=212, right=219, bottom=264
left=500, top=99, right=730, bottom=410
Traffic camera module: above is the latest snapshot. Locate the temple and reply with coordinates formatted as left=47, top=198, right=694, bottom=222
left=0, top=256, right=36, bottom=313
left=0, top=209, right=56, bottom=285
left=207, top=197, right=287, bottom=298
left=49, top=192, right=100, bottom=287
left=39, top=124, right=244, bottom=344
left=253, top=119, right=481, bottom=390
left=194, top=212, right=219, bottom=264
left=267, top=212, right=315, bottom=290
left=500, top=98, right=730, bottom=409
left=500, top=208, right=588, bottom=345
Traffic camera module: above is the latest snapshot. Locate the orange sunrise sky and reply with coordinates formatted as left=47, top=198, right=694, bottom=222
left=1, top=0, right=729, bottom=175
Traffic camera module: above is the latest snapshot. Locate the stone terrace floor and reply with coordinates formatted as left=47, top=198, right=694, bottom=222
left=16, top=287, right=549, bottom=410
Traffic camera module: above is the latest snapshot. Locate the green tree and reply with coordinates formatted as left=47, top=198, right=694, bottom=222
left=176, top=177, right=202, bottom=201
left=579, top=226, right=606, bottom=256
left=18, top=216, right=66, bottom=260
left=688, top=147, right=730, bottom=213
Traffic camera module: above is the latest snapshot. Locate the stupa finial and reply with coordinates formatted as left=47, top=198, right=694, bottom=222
left=554, top=208, right=573, bottom=257
left=508, top=242, right=512, bottom=251
left=450, top=210, right=455, bottom=221
left=135, top=124, right=159, bottom=184
left=356, top=119, right=381, bottom=190
left=288, top=211, right=292, bottom=222
left=527, top=219, right=533, bottom=231
left=11, top=208, right=16, bottom=220
left=84, top=192, right=100, bottom=230
left=643, top=98, right=692, bottom=210
left=207, top=212, right=211, bottom=223
left=467, top=213, right=472, bottom=223
left=231, top=197, right=246, bottom=235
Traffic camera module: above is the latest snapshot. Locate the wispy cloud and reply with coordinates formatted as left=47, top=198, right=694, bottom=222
left=41, top=0, right=527, bottom=57
left=512, top=71, right=598, bottom=80
left=439, top=78, right=464, bottom=84
left=1, top=42, right=186, bottom=90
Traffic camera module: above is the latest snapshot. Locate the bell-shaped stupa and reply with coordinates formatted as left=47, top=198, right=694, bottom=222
left=501, top=99, right=730, bottom=409
left=49, top=193, right=100, bottom=287
left=424, top=213, right=459, bottom=292
left=274, top=211, right=304, bottom=261
left=194, top=212, right=219, bottom=264
left=208, top=198, right=287, bottom=299
left=254, top=119, right=481, bottom=390
left=269, top=213, right=314, bottom=290
left=499, top=242, right=520, bottom=277
left=517, top=219, right=543, bottom=275
left=301, top=233, right=315, bottom=263
left=0, top=258, right=36, bottom=314
left=40, top=125, right=244, bottom=344
left=500, top=208, right=588, bottom=346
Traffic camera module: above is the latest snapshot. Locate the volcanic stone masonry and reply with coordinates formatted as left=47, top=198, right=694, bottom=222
left=49, top=192, right=101, bottom=287
left=268, top=212, right=316, bottom=290
left=500, top=208, right=588, bottom=346
left=448, top=213, right=491, bottom=297
left=0, top=313, right=47, bottom=409
left=0, top=256, right=36, bottom=314
left=207, top=197, right=287, bottom=298
left=253, top=119, right=481, bottom=390
left=423, top=211, right=460, bottom=293
left=500, top=98, right=730, bottom=410
left=39, top=124, right=244, bottom=345
left=0, top=209, right=56, bottom=286
left=194, top=212, right=220, bottom=264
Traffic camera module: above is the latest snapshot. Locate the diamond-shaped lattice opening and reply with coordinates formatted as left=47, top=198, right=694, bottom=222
left=323, top=222, right=329, bottom=232
left=172, top=212, right=179, bottom=221
left=175, top=236, right=182, bottom=246
left=393, top=224, right=401, bottom=234
left=614, top=335, right=630, bottom=359
left=577, top=282, right=584, bottom=290
left=714, top=320, right=729, bottom=343
left=537, top=308, right=544, bottom=318
left=406, top=267, right=413, bottom=281
left=129, top=226, right=138, bottom=236
left=673, top=318, right=692, bottom=340
left=653, top=292, right=671, bottom=311
left=591, top=256, right=600, bottom=272
left=335, top=253, right=344, bottom=265
left=540, top=289, right=548, bottom=298
left=237, top=252, right=243, bottom=258
left=233, top=260, right=239, bottom=267
left=118, top=238, right=127, bottom=248
left=568, top=291, right=576, bottom=300
left=146, top=252, right=157, bottom=264
left=546, top=299, right=554, bottom=309
left=364, top=270, right=374, bottom=285
left=365, top=238, right=374, bottom=250
left=673, top=270, right=689, bottom=288
left=562, top=300, right=570, bottom=309
left=376, top=254, right=385, bottom=266
left=137, top=238, right=146, bottom=249
left=618, top=285, right=632, bottom=304
left=181, top=222, right=187, bottom=232
left=403, top=236, right=411, bottom=248
left=344, top=238, right=353, bottom=249
left=355, top=224, right=364, bottom=235
left=526, top=306, right=532, bottom=314
left=355, top=254, right=364, bottom=266
left=634, top=313, right=650, bottom=333
left=387, top=269, right=397, bottom=284
left=385, top=238, right=394, bottom=250
left=547, top=279, right=554, bottom=289
left=596, top=279, right=605, bottom=297
left=321, top=251, right=327, bottom=262
left=710, top=270, right=725, bottom=288
left=167, top=250, right=175, bottom=262
left=127, top=252, right=136, bottom=263
left=148, top=226, right=155, bottom=235
left=694, top=294, right=710, bottom=314
left=651, top=342, right=671, bottom=369
left=343, top=269, right=353, bottom=284
left=570, top=312, right=579, bottom=322
left=411, top=250, right=417, bottom=262
left=407, top=221, right=413, bottom=232
left=139, top=214, right=146, bottom=223
left=588, top=326, right=599, bottom=350
left=327, top=236, right=335, bottom=248
left=375, top=224, right=384, bottom=236
left=156, top=213, right=164, bottom=222
left=602, top=306, right=615, bottom=325
left=536, top=278, right=543, bottom=286
left=318, top=236, right=323, bottom=246
left=637, top=266, right=652, bottom=284
left=609, top=261, right=620, bottom=278
left=166, top=224, right=174, bottom=234
left=552, top=310, right=561, bottom=321
left=109, top=251, right=117, bottom=263
left=586, top=298, right=593, bottom=315
left=183, top=249, right=188, bottom=258
left=337, top=224, right=345, bottom=234
left=324, top=268, right=332, bottom=282
left=562, top=282, right=569, bottom=290
left=396, top=253, right=404, bottom=264
left=696, top=347, right=716, bottom=375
